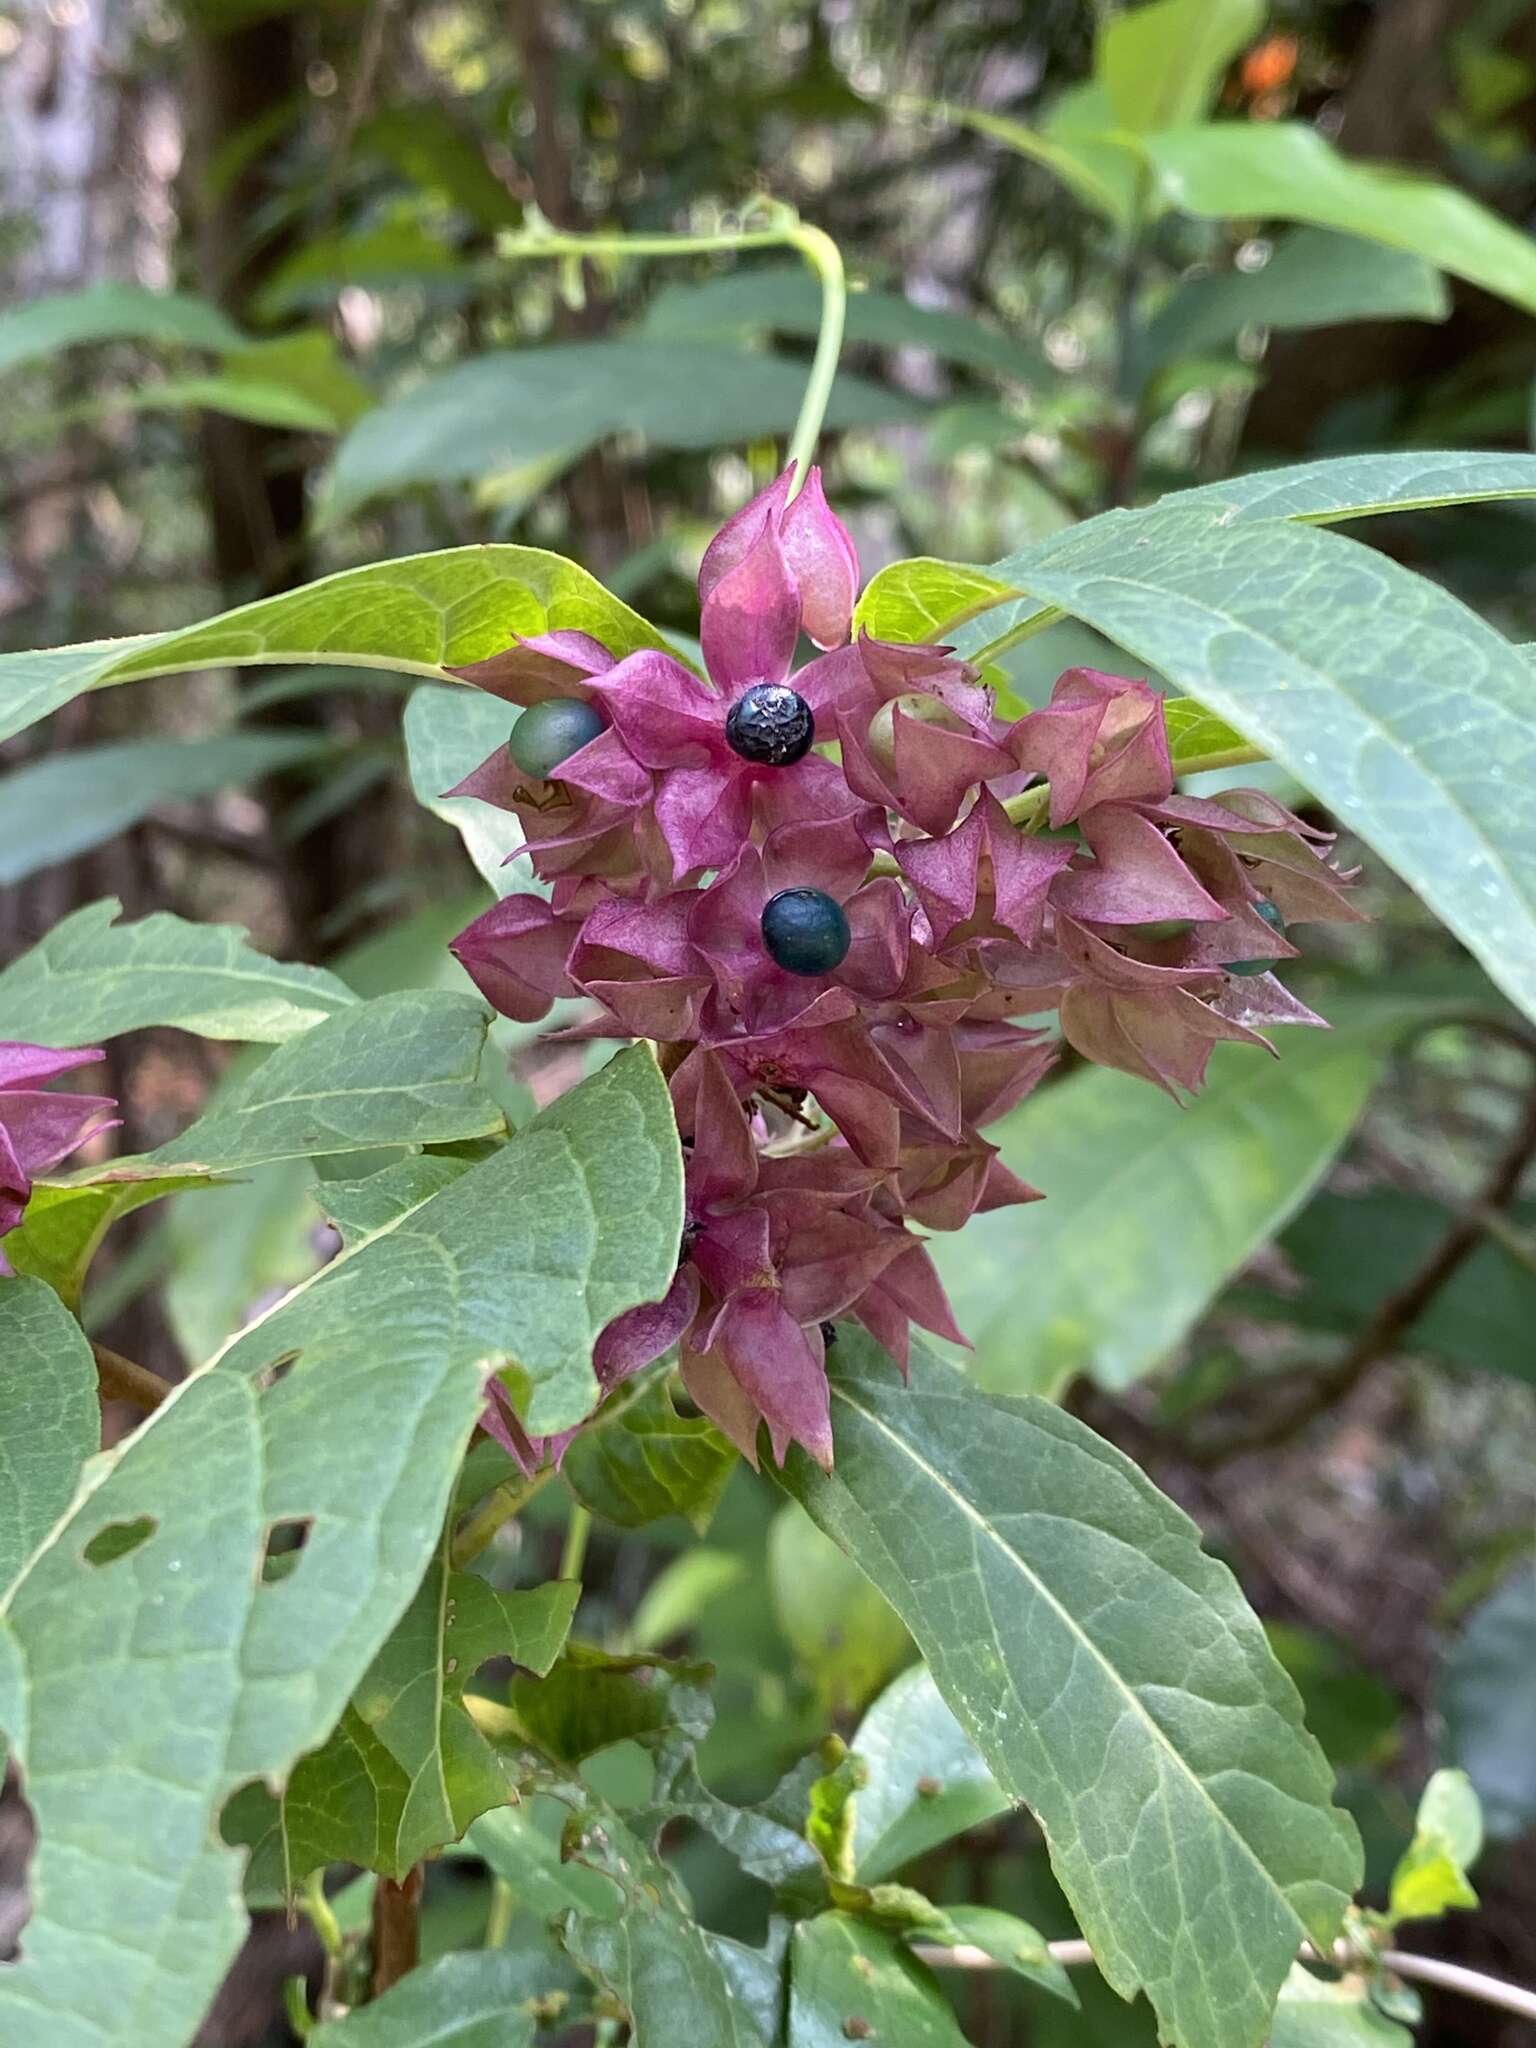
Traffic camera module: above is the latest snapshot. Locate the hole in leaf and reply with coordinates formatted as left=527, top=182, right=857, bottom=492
left=0, top=1756, right=38, bottom=1962
left=258, top=1517, right=314, bottom=1586
left=254, top=1350, right=300, bottom=1394
left=82, top=1516, right=157, bottom=1567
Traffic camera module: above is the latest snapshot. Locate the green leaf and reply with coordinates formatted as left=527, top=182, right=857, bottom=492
left=469, top=1797, right=623, bottom=1922
left=256, top=215, right=473, bottom=318
left=321, top=341, right=918, bottom=520
left=852, top=558, right=1019, bottom=645
left=1268, top=1965, right=1412, bottom=2047
left=0, top=1048, right=682, bottom=2048
left=355, top=105, right=518, bottom=232
left=768, top=1501, right=910, bottom=1714
left=560, top=1808, right=773, bottom=2047
left=928, top=100, right=1144, bottom=228
left=1141, top=227, right=1449, bottom=373
left=914, top=1903, right=1078, bottom=2004
left=562, top=1370, right=738, bottom=1534
left=630, top=1549, right=748, bottom=1650
left=0, top=899, right=356, bottom=1044
left=308, top=1949, right=539, bottom=2048
left=0, top=283, right=243, bottom=375
left=640, top=264, right=1045, bottom=385
left=403, top=684, right=526, bottom=892
left=510, top=1645, right=712, bottom=1765
left=849, top=1664, right=1007, bottom=1884
left=790, top=1912, right=966, bottom=2047
left=0, top=543, right=676, bottom=746
left=0, top=733, right=332, bottom=885
left=781, top=1332, right=1362, bottom=2048
left=5, top=1168, right=215, bottom=1309
left=1388, top=1769, right=1482, bottom=1922
left=220, top=329, right=374, bottom=430
left=164, top=1160, right=321, bottom=1362
left=1096, top=0, right=1262, bottom=134
left=935, top=1019, right=1404, bottom=1398
left=0, top=1280, right=97, bottom=1594
left=1144, top=122, right=1536, bottom=317
left=1166, top=449, right=1536, bottom=524
left=138, top=990, right=503, bottom=1171
left=1441, top=1566, right=1536, bottom=1841
left=985, top=502, right=1536, bottom=1027
left=1274, top=1190, right=1536, bottom=1386
left=241, top=1552, right=578, bottom=1883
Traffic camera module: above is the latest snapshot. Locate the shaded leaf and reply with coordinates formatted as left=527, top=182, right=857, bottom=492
left=164, top=1160, right=322, bottom=1364
left=0, top=1280, right=97, bottom=1593
left=563, top=1371, right=738, bottom=1534
left=768, top=1501, right=910, bottom=1714
left=403, top=684, right=527, bottom=893
left=322, top=341, right=918, bottom=519
left=782, top=1332, right=1361, bottom=2048
left=1268, top=1965, right=1412, bottom=2047
left=0, top=282, right=242, bottom=374
left=934, top=1018, right=1407, bottom=1398
left=630, top=1549, right=749, bottom=1650
left=1440, top=1566, right=1536, bottom=1840
left=849, top=1663, right=1007, bottom=1884
left=0, top=899, right=355, bottom=1044
left=914, top=1902, right=1077, bottom=2004
left=140, top=990, right=503, bottom=1171
left=308, top=1948, right=539, bottom=2048
left=0, top=1049, right=682, bottom=2048
left=1096, top=0, right=1262, bottom=134
left=789, top=1911, right=966, bottom=2047
left=239, top=1553, right=578, bottom=1883
left=0, top=734, right=333, bottom=886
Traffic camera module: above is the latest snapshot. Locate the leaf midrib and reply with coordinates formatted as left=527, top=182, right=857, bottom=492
left=829, top=1377, right=1312, bottom=1932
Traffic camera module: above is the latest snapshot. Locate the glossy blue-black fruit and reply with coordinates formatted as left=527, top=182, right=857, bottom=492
left=761, top=887, right=851, bottom=976
left=508, top=697, right=606, bottom=779
left=1229, top=897, right=1286, bottom=977
left=725, top=682, right=815, bottom=766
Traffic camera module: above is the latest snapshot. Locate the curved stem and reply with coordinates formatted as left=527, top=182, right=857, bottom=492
left=496, top=205, right=846, bottom=492
left=559, top=1502, right=592, bottom=1583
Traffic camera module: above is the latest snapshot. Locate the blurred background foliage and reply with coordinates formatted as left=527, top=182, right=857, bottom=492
left=3, top=0, right=1536, bottom=2041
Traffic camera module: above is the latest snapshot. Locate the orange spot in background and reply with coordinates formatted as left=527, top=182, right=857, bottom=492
left=1241, top=33, right=1299, bottom=98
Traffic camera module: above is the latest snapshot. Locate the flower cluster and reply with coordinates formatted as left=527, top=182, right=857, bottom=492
left=448, top=467, right=1359, bottom=1467
left=0, top=1043, right=116, bottom=1273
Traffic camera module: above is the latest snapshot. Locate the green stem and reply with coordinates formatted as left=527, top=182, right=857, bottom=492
left=449, top=1467, right=553, bottom=1571
left=484, top=1876, right=516, bottom=1951
left=496, top=204, right=847, bottom=495
left=559, top=1502, right=592, bottom=1583
left=301, top=1869, right=343, bottom=1960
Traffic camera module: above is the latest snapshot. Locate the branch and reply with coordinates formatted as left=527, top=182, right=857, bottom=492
left=92, top=1342, right=175, bottom=1412
left=369, top=1865, right=422, bottom=1999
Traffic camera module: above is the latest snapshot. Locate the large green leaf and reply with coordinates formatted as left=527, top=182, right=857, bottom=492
left=0, top=1047, right=681, bottom=2048
left=1140, top=227, right=1449, bottom=373
left=1441, top=1565, right=1536, bottom=1841
left=984, top=502, right=1536, bottom=1026
left=1164, top=449, right=1536, bottom=524
left=0, top=1281, right=98, bottom=1594
left=1268, top=1965, right=1412, bottom=2047
left=1096, top=0, right=1262, bottom=134
left=0, top=283, right=243, bottom=375
left=0, top=900, right=355, bottom=1045
left=322, top=341, right=918, bottom=519
left=789, top=1912, right=967, bottom=2046
left=0, top=734, right=333, bottom=886
left=0, top=545, right=675, bottom=746
left=233, top=1550, right=578, bottom=1883
left=308, top=1950, right=538, bottom=2048
left=1144, top=122, right=1536, bottom=317
left=782, top=1333, right=1362, bottom=2048
left=849, top=1663, right=1007, bottom=1883
left=937, top=1018, right=1411, bottom=1396
left=139, top=990, right=502, bottom=1171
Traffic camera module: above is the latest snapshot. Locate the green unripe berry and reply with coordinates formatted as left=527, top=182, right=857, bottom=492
left=508, top=697, right=606, bottom=780
left=1228, top=897, right=1286, bottom=977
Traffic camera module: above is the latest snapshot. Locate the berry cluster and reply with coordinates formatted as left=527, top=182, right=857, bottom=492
left=449, top=467, right=1359, bottom=1468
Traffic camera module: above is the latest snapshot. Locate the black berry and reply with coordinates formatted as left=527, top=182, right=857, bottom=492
left=1229, top=897, right=1286, bottom=977
left=508, top=697, right=606, bottom=779
left=725, top=682, right=815, bottom=766
left=761, top=888, right=851, bottom=977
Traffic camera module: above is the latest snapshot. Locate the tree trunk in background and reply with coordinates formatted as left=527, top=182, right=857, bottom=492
left=1241, top=0, right=1529, bottom=455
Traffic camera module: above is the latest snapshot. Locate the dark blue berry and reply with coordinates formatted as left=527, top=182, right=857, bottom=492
left=1229, top=897, right=1287, bottom=977
left=725, top=683, right=815, bottom=767
left=761, top=888, right=851, bottom=976
left=508, top=697, right=606, bottom=779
